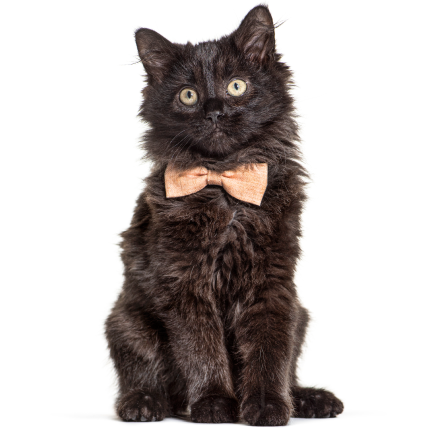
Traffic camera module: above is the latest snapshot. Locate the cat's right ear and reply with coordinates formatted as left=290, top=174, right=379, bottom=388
left=135, top=28, right=177, bottom=84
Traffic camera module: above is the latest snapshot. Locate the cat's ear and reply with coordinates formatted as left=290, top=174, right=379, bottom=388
left=233, top=5, right=276, bottom=65
left=135, top=28, right=177, bottom=83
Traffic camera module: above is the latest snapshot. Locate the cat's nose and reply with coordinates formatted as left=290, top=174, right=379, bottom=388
left=206, top=111, right=223, bottom=123
left=204, top=99, right=224, bottom=124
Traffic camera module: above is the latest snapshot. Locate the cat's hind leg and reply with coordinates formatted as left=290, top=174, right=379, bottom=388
left=105, top=298, right=171, bottom=422
left=289, top=305, right=344, bottom=418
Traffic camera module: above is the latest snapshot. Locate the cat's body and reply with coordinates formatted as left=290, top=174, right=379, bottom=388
left=105, top=6, right=343, bottom=425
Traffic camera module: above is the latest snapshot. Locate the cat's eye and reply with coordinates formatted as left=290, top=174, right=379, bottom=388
left=227, top=79, right=247, bottom=97
left=179, top=88, right=198, bottom=106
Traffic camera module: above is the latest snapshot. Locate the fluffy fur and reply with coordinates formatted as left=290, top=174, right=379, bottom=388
left=105, top=5, right=343, bottom=425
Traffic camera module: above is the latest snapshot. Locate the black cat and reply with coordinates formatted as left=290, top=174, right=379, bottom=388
left=105, top=5, right=344, bottom=425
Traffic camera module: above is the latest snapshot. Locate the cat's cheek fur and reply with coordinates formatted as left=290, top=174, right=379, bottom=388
left=105, top=4, right=344, bottom=426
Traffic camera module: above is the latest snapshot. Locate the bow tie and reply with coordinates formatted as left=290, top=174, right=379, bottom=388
left=164, top=163, right=268, bottom=206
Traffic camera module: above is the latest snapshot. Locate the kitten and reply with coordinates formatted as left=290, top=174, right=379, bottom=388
left=105, top=5, right=343, bottom=425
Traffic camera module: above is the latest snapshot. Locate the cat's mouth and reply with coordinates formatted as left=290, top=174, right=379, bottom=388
left=209, top=128, right=228, bottom=144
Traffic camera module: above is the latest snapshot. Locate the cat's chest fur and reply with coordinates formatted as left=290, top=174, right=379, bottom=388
left=155, top=197, right=271, bottom=293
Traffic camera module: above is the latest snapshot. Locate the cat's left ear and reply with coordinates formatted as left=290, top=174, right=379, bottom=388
left=135, top=28, right=177, bottom=83
left=232, top=5, right=276, bottom=65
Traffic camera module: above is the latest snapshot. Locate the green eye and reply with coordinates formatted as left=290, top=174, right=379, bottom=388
left=179, top=88, right=198, bottom=106
left=227, top=79, right=247, bottom=96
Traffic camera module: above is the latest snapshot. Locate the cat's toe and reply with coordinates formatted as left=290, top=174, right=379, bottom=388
left=291, top=387, right=344, bottom=418
left=191, top=395, right=239, bottom=423
left=242, top=395, right=291, bottom=426
left=117, top=389, right=168, bottom=422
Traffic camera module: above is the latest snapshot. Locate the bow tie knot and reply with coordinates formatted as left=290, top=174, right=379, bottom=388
left=207, top=169, right=223, bottom=186
left=165, top=163, right=268, bottom=206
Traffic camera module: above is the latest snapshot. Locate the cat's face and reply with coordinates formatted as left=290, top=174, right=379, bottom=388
left=136, top=6, right=292, bottom=162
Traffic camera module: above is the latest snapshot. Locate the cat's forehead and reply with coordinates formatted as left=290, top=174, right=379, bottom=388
left=182, top=40, right=238, bottom=83
left=193, top=42, right=219, bottom=62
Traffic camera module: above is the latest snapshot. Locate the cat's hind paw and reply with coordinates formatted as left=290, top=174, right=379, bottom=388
left=190, top=395, right=239, bottom=423
left=291, top=387, right=344, bottom=418
left=117, top=389, right=168, bottom=422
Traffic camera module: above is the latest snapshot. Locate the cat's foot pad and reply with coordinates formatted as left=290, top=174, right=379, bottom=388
left=117, top=389, right=168, bottom=422
left=292, top=387, right=344, bottom=418
left=191, top=395, right=239, bottom=423
left=242, top=395, right=291, bottom=426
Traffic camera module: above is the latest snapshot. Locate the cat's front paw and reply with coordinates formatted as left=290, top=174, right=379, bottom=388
left=117, top=389, right=168, bottom=422
left=242, top=394, right=291, bottom=426
left=190, top=395, right=239, bottom=423
left=291, top=387, right=344, bottom=418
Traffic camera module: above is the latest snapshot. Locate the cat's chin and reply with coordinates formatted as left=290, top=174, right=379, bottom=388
left=202, top=139, right=236, bottom=158
left=188, top=130, right=236, bottom=158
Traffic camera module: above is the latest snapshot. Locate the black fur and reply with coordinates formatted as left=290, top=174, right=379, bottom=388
left=105, top=5, right=343, bottom=425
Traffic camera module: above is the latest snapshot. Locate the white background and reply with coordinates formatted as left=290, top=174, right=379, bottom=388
left=1, top=1, right=429, bottom=429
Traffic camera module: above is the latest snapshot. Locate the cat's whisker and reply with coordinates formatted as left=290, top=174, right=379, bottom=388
left=185, top=136, right=203, bottom=153
left=167, top=129, right=187, bottom=150
left=169, top=133, right=190, bottom=157
left=167, top=132, right=191, bottom=165
left=170, top=135, right=192, bottom=167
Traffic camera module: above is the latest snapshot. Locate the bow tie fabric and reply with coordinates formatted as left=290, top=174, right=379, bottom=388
left=164, top=163, right=268, bottom=206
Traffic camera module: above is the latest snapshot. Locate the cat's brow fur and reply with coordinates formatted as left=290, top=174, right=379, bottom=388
left=105, top=4, right=343, bottom=425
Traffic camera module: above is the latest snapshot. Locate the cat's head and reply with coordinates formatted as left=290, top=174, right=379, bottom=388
left=135, top=5, right=295, bottom=165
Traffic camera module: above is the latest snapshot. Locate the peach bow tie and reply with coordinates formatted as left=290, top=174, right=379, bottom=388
left=165, top=163, right=268, bottom=206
